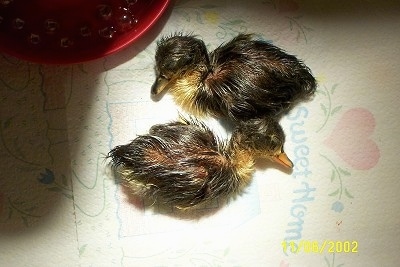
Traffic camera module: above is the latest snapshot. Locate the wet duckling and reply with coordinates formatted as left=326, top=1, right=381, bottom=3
left=108, top=116, right=292, bottom=209
left=152, top=33, right=316, bottom=121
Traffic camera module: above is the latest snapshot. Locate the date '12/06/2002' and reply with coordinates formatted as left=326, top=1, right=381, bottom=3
left=282, top=240, right=358, bottom=254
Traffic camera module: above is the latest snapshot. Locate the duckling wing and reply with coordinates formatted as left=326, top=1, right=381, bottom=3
left=206, top=34, right=316, bottom=120
left=108, top=120, right=240, bottom=208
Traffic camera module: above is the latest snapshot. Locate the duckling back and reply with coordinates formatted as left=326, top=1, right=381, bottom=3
left=203, top=34, right=317, bottom=120
left=108, top=119, right=247, bottom=209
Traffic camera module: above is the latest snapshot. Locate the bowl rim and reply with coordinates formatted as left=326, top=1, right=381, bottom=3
left=0, top=0, right=171, bottom=64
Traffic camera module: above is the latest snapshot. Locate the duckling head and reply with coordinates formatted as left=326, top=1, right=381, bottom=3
left=233, top=117, right=293, bottom=169
left=152, top=34, right=210, bottom=95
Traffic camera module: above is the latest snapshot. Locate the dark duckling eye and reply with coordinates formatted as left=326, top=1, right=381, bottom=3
left=154, top=66, right=171, bottom=80
left=159, top=73, right=170, bottom=81
left=267, top=134, right=283, bottom=153
left=250, top=133, right=282, bottom=153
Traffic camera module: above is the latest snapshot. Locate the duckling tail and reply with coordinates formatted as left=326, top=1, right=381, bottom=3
left=295, top=64, right=317, bottom=99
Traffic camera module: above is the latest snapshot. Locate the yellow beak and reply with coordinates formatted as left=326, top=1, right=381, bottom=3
left=272, top=152, right=293, bottom=169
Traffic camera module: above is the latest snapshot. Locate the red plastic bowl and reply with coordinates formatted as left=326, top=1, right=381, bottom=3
left=0, top=0, right=170, bottom=64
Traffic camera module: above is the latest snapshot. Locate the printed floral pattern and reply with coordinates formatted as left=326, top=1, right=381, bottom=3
left=316, top=81, right=380, bottom=218
left=320, top=154, right=353, bottom=213
left=324, top=253, right=344, bottom=267
left=38, top=168, right=73, bottom=200
left=263, top=0, right=312, bottom=42
left=316, top=83, right=342, bottom=133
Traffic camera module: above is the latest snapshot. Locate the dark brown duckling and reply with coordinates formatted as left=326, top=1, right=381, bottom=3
left=108, top=116, right=292, bottom=209
left=152, top=33, right=317, bottom=121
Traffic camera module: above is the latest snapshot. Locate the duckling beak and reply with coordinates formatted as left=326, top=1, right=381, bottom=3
left=151, top=76, right=171, bottom=95
left=272, top=152, right=294, bottom=169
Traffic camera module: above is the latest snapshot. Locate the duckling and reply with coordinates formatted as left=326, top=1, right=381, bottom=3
left=108, top=116, right=292, bottom=209
left=152, top=33, right=316, bottom=121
